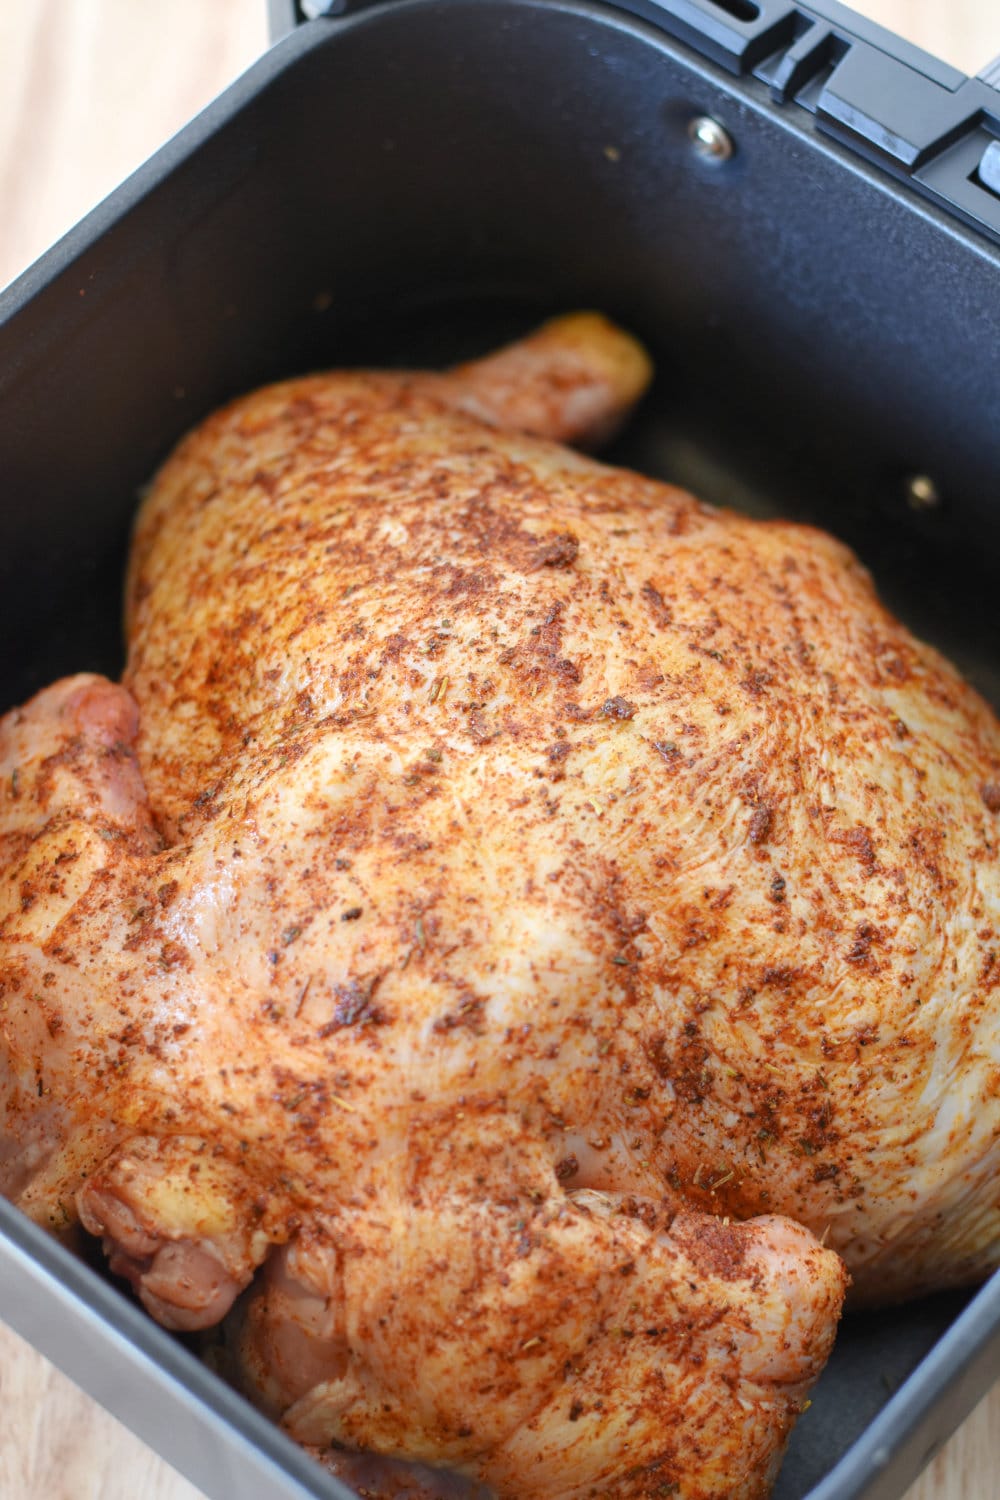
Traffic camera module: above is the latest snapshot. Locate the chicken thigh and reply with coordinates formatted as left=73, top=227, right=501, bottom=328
left=2, top=312, right=998, bottom=1496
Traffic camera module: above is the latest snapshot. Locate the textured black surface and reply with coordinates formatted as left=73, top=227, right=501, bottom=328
left=0, top=5, right=998, bottom=1500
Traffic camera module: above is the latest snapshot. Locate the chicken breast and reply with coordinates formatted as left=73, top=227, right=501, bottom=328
left=2, top=310, right=997, bottom=1496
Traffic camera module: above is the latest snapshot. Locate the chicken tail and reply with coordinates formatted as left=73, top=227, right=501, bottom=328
left=431, top=311, right=654, bottom=448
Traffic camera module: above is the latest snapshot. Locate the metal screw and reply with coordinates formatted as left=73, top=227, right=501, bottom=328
left=688, top=116, right=735, bottom=164
left=300, top=0, right=348, bottom=17
left=977, top=139, right=1000, bottom=196
left=904, top=474, right=942, bottom=512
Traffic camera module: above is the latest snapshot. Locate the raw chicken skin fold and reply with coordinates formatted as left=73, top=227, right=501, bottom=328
left=3, top=311, right=999, bottom=1496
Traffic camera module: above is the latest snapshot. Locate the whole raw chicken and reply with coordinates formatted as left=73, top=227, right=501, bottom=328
left=2, top=313, right=999, bottom=1499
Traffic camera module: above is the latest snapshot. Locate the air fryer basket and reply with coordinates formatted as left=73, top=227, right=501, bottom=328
left=0, top=4, right=998, bottom=1500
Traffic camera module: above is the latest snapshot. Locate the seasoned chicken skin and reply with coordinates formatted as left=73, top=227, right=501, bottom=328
left=2, top=311, right=998, bottom=1495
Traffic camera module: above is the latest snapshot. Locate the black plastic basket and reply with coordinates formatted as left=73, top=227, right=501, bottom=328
left=1, top=5, right=998, bottom=1498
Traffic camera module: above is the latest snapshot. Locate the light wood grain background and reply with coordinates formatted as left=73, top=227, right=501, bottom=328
left=0, top=2, right=997, bottom=1498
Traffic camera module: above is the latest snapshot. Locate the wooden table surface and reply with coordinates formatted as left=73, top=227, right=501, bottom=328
left=0, top=2, right=997, bottom=1497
